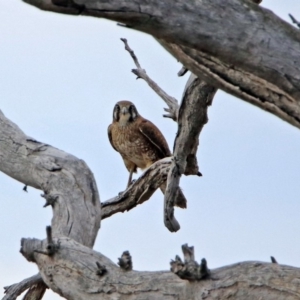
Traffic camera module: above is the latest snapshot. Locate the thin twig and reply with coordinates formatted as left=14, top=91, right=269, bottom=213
left=289, top=14, right=300, bottom=28
left=120, top=38, right=179, bottom=121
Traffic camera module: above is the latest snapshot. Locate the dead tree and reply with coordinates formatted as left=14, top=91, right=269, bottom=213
left=2, top=0, right=300, bottom=299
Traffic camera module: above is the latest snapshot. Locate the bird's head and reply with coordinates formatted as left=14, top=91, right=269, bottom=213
left=113, top=100, right=139, bottom=125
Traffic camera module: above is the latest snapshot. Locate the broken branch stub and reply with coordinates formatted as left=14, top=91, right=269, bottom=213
left=170, top=244, right=210, bottom=281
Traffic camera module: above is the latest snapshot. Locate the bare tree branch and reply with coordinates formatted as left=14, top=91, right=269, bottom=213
left=19, top=236, right=300, bottom=300
left=0, top=109, right=101, bottom=298
left=101, top=157, right=171, bottom=220
left=121, top=38, right=179, bottom=121
left=22, top=282, right=47, bottom=300
left=4, top=1, right=300, bottom=299
left=23, top=0, right=300, bottom=129
left=0, top=110, right=101, bottom=248
left=164, top=76, right=217, bottom=227
left=3, top=274, right=45, bottom=300
left=119, top=39, right=218, bottom=232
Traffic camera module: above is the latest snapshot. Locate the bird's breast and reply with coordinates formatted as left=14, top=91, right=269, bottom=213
left=111, top=124, right=159, bottom=169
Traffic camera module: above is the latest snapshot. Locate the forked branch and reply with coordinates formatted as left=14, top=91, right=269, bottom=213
left=19, top=236, right=300, bottom=300
left=120, top=39, right=217, bottom=232
left=3, top=274, right=45, bottom=300
left=101, top=157, right=171, bottom=220
left=121, top=38, right=179, bottom=121
left=164, top=76, right=216, bottom=227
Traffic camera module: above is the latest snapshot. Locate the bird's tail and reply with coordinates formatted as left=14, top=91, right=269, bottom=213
left=160, top=182, right=187, bottom=209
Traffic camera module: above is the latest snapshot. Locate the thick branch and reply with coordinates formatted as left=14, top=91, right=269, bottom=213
left=20, top=236, right=300, bottom=300
left=3, top=274, right=45, bottom=300
left=170, top=244, right=210, bottom=281
left=0, top=109, right=101, bottom=298
left=119, top=39, right=217, bottom=232
left=0, top=110, right=101, bottom=247
left=164, top=75, right=216, bottom=231
left=101, top=157, right=171, bottom=220
left=23, top=0, right=300, bottom=128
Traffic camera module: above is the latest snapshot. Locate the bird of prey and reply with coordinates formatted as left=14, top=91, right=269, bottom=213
left=108, top=100, right=187, bottom=208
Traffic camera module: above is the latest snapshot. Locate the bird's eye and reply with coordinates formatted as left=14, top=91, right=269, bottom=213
left=129, top=105, right=137, bottom=120
left=113, top=104, right=120, bottom=121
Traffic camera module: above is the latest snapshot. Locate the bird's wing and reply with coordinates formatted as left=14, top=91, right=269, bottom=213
left=107, top=124, right=119, bottom=152
left=138, top=119, right=172, bottom=158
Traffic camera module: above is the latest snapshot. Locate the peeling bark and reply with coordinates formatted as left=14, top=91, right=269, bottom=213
left=0, top=108, right=100, bottom=298
left=164, top=75, right=216, bottom=230
left=121, top=38, right=179, bottom=121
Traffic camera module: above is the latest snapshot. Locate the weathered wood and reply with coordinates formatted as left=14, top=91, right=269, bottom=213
left=22, top=282, right=47, bottom=300
left=23, top=0, right=300, bottom=129
left=117, top=251, right=133, bottom=271
left=20, top=236, right=300, bottom=300
left=0, top=109, right=100, bottom=298
left=119, top=38, right=190, bottom=232
left=101, top=157, right=171, bottom=220
left=121, top=38, right=179, bottom=121
left=3, top=1, right=300, bottom=299
left=164, top=75, right=216, bottom=231
left=3, top=274, right=45, bottom=300
left=0, top=110, right=101, bottom=248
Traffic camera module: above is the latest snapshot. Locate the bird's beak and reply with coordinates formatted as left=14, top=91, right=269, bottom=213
left=121, top=107, right=128, bottom=115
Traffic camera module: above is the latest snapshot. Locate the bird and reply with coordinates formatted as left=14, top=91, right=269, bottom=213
left=108, top=100, right=187, bottom=209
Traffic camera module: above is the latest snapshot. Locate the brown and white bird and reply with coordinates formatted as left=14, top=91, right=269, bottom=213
left=108, top=100, right=187, bottom=208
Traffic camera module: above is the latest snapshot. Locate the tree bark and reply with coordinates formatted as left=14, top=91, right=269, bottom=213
left=0, top=108, right=100, bottom=298
left=19, top=236, right=300, bottom=300
left=164, top=75, right=217, bottom=231
left=23, top=0, right=300, bottom=129
left=2, top=81, right=300, bottom=299
left=3, top=1, right=300, bottom=299
left=3, top=274, right=45, bottom=300
left=0, top=110, right=101, bottom=248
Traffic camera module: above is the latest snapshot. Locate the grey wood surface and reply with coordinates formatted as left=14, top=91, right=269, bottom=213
left=23, top=0, right=300, bottom=128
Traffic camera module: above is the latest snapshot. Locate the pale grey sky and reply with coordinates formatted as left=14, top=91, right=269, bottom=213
left=1, top=1, right=300, bottom=299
